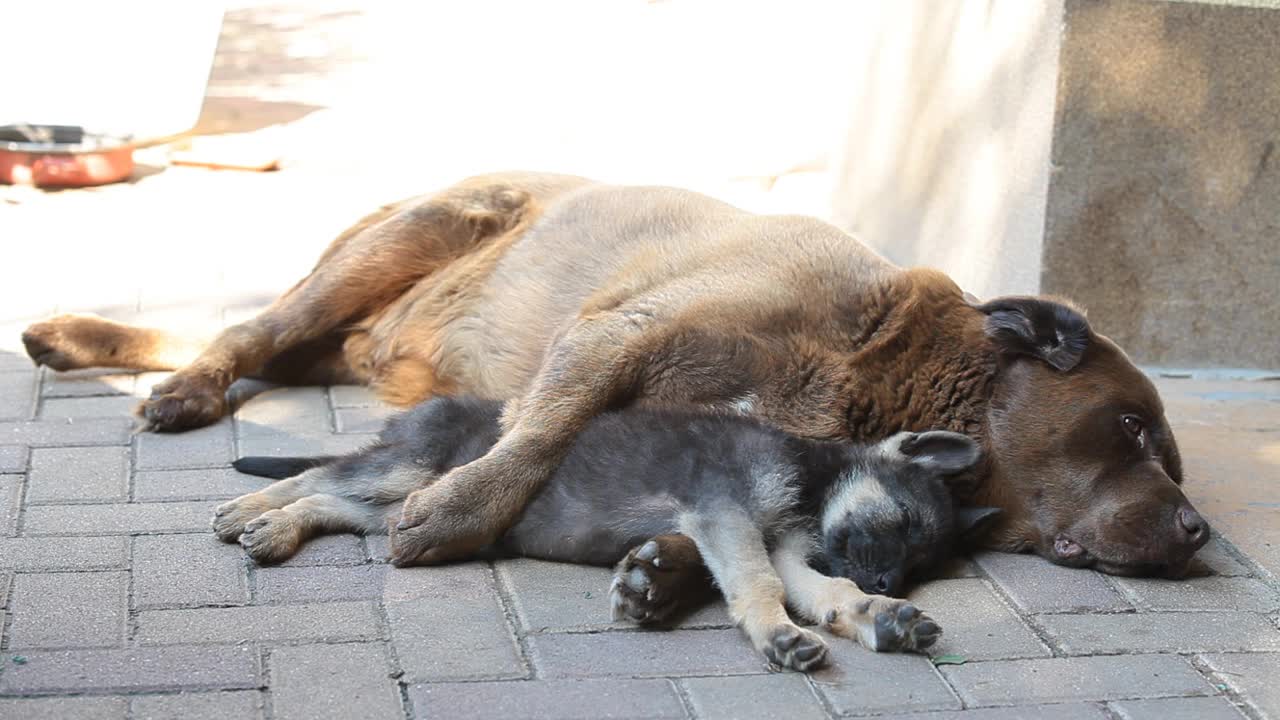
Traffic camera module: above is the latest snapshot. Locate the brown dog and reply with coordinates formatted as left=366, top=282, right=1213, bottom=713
left=22, top=171, right=1209, bottom=590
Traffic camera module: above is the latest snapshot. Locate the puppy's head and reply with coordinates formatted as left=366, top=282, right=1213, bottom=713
left=820, top=431, right=998, bottom=596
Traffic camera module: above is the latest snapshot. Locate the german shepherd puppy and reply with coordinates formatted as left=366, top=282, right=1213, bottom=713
left=217, top=396, right=997, bottom=671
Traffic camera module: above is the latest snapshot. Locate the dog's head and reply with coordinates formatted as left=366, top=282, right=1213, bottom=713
left=820, top=431, right=998, bottom=596
left=975, top=297, right=1209, bottom=577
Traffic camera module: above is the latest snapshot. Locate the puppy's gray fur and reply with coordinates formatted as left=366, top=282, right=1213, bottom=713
left=218, top=396, right=993, bottom=669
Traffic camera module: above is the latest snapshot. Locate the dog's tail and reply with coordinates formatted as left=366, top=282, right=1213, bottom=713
left=233, top=456, right=337, bottom=480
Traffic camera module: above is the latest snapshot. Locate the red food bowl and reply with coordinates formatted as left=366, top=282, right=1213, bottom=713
left=0, top=124, right=136, bottom=188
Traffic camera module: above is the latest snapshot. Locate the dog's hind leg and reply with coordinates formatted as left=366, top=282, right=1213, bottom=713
left=21, top=314, right=208, bottom=373
left=609, top=534, right=717, bottom=625
left=771, top=530, right=941, bottom=653
left=136, top=187, right=536, bottom=432
left=238, top=494, right=390, bottom=564
left=17, top=197, right=408, bottom=378
left=24, top=179, right=548, bottom=433
left=680, top=509, right=829, bottom=672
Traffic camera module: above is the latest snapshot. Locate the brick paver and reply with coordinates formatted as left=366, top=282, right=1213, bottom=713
left=810, top=641, right=960, bottom=715
left=1, top=474, right=19, bottom=536
left=22, top=501, right=211, bottom=535
left=0, top=645, right=260, bottom=694
left=1113, top=575, right=1280, bottom=612
left=7, top=571, right=128, bottom=649
left=136, top=601, right=382, bottom=644
left=39, top=394, right=137, bottom=419
left=132, top=534, right=249, bottom=608
left=1108, top=696, right=1248, bottom=720
left=0, top=417, right=132, bottom=446
left=254, top=563, right=388, bottom=603
left=410, top=679, right=687, bottom=720
left=906, top=578, right=1051, bottom=660
left=276, top=534, right=366, bottom=567
left=498, top=557, right=731, bottom=634
left=528, top=629, right=766, bottom=679
left=27, top=446, right=130, bottom=503
left=0, top=445, right=30, bottom=473
left=681, top=674, right=828, bottom=720
left=870, top=704, right=1109, bottom=720
left=0, top=696, right=126, bottom=720
left=334, top=405, right=397, bottom=433
left=940, top=655, right=1214, bottom=707
left=974, top=551, right=1131, bottom=613
left=1200, top=652, right=1280, bottom=718
left=133, top=466, right=265, bottom=501
left=0, top=370, right=37, bottom=421
left=0, top=536, right=128, bottom=570
left=1039, top=610, right=1280, bottom=654
left=129, top=691, right=265, bottom=720
left=133, top=421, right=235, bottom=470
left=389, top=592, right=529, bottom=682
left=270, top=643, right=402, bottom=720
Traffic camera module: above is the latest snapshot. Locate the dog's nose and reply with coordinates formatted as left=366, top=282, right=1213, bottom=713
left=1176, top=506, right=1209, bottom=546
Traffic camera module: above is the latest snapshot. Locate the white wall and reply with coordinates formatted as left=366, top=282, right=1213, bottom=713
left=828, top=0, right=1064, bottom=299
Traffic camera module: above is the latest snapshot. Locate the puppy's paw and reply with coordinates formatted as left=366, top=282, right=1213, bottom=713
left=825, top=595, right=941, bottom=653
left=609, top=535, right=715, bottom=625
left=610, top=540, right=677, bottom=624
left=238, top=510, right=301, bottom=564
left=212, top=493, right=277, bottom=542
left=761, top=624, right=829, bottom=673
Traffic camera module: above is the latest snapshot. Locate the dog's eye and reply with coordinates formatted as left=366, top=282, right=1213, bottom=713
left=1121, top=415, right=1143, bottom=436
left=896, top=502, right=912, bottom=530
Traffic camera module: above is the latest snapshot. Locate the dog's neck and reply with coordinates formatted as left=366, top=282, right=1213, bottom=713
left=832, top=268, right=1000, bottom=502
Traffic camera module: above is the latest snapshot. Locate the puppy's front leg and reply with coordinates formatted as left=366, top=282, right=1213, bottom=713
left=681, top=509, right=828, bottom=672
left=771, top=530, right=941, bottom=653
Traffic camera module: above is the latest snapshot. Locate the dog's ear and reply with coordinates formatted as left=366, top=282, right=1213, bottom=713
left=894, top=431, right=981, bottom=475
left=955, top=506, right=1002, bottom=542
left=976, top=297, right=1090, bottom=371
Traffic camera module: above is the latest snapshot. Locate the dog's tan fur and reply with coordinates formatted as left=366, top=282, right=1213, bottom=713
left=23, top=171, right=1206, bottom=583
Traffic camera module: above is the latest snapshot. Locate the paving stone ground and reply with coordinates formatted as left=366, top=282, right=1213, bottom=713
left=3, top=5, right=1280, bottom=718
left=3, top=302, right=1278, bottom=720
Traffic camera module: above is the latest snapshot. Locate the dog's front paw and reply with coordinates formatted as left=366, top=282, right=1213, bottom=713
left=138, top=373, right=227, bottom=432
left=761, top=624, right=829, bottom=672
left=825, top=595, right=941, bottom=653
left=238, top=510, right=302, bottom=564
left=389, top=483, right=495, bottom=566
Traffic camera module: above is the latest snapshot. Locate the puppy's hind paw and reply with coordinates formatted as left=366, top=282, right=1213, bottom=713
left=610, top=540, right=678, bottom=624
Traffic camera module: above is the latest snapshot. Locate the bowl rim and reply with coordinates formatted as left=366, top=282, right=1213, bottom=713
left=0, top=123, right=136, bottom=154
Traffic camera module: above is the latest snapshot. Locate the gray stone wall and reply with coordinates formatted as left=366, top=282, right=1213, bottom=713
left=829, top=0, right=1279, bottom=369
left=1043, top=0, right=1280, bottom=368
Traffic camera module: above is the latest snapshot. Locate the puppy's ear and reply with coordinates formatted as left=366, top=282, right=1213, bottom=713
left=976, top=297, right=1090, bottom=371
left=894, top=431, right=981, bottom=475
left=954, top=506, right=1002, bottom=542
